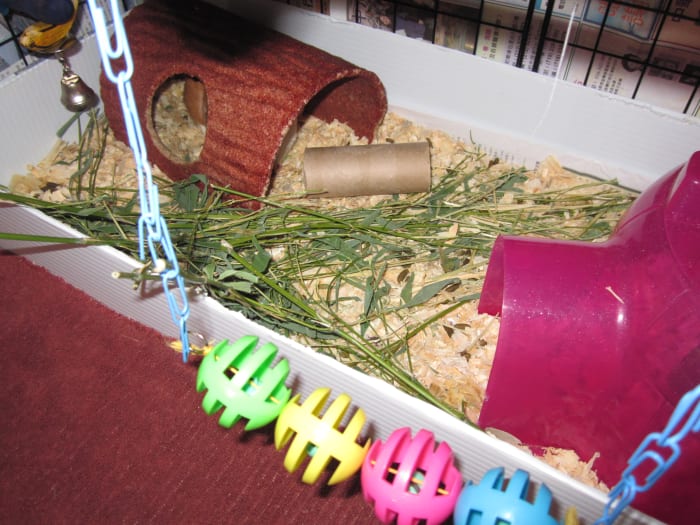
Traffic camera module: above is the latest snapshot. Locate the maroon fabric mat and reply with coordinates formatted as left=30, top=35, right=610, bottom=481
left=0, top=251, right=377, bottom=524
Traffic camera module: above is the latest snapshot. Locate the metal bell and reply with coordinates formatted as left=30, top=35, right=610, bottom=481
left=58, top=54, right=97, bottom=112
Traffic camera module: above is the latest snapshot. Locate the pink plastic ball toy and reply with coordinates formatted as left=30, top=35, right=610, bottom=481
left=361, top=427, right=463, bottom=525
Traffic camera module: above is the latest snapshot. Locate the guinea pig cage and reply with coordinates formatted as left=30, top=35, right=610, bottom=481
left=1, top=1, right=699, bottom=524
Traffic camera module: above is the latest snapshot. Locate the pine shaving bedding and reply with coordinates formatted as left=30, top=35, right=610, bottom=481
left=271, top=108, right=499, bottom=424
left=9, top=79, right=627, bottom=492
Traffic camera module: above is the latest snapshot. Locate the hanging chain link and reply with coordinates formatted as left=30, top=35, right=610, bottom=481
left=86, top=0, right=191, bottom=361
left=594, top=383, right=700, bottom=524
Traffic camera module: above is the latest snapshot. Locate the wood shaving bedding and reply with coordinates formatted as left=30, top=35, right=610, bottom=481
left=153, top=77, right=206, bottom=163
left=8, top=79, right=613, bottom=491
left=9, top=125, right=169, bottom=206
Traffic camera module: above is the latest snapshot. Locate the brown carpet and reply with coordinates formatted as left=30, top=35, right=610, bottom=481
left=0, top=251, right=377, bottom=524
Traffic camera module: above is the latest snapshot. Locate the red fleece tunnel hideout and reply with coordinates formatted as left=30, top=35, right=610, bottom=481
left=100, top=0, right=387, bottom=208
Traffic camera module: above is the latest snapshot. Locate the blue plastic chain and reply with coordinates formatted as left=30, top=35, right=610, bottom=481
left=594, top=383, right=700, bottom=524
left=86, top=0, right=191, bottom=361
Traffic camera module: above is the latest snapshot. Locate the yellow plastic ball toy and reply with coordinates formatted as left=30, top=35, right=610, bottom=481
left=274, top=387, right=370, bottom=485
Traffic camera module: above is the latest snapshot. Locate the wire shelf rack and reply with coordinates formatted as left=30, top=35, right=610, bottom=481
left=2, top=0, right=698, bottom=115
left=282, top=0, right=700, bottom=116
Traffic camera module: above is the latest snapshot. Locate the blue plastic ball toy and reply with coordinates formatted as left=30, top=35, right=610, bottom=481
left=453, top=467, right=560, bottom=525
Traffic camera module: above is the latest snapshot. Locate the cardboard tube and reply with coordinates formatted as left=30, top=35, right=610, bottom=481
left=183, top=78, right=207, bottom=126
left=303, top=142, right=431, bottom=198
